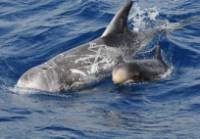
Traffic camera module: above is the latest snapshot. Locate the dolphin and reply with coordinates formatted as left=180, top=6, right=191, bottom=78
left=16, top=0, right=163, bottom=92
left=112, top=45, right=169, bottom=84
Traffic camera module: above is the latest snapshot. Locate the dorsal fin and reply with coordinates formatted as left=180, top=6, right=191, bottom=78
left=155, top=45, right=168, bottom=69
left=101, top=0, right=133, bottom=37
left=155, top=45, right=162, bottom=60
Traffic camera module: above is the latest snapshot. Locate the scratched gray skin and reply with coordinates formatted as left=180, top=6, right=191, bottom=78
left=112, top=45, right=169, bottom=84
left=16, top=0, right=163, bottom=92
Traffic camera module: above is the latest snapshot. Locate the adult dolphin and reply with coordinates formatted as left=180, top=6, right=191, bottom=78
left=16, top=0, right=162, bottom=92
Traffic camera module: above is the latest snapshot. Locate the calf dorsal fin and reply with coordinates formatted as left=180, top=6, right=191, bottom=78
left=101, top=0, right=133, bottom=37
left=155, top=45, right=162, bottom=60
left=155, top=45, right=169, bottom=70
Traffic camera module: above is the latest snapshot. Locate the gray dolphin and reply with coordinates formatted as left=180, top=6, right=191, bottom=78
left=16, top=0, right=162, bottom=92
left=112, top=45, right=169, bottom=84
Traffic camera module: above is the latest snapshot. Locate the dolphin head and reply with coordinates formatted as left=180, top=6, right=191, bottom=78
left=16, top=66, right=51, bottom=91
left=112, top=62, right=141, bottom=84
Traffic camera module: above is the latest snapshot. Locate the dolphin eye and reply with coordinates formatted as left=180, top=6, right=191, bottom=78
left=132, top=73, right=143, bottom=82
left=133, top=75, right=140, bottom=82
left=42, top=67, right=48, bottom=70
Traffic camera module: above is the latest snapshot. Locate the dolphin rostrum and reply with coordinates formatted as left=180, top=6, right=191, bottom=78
left=16, top=0, right=161, bottom=92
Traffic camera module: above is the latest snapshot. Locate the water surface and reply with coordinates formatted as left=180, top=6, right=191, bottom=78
left=0, top=0, right=200, bottom=138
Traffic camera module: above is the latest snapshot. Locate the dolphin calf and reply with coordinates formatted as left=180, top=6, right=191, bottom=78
left=112, top=45, right=169, bottom=84
left=16, top=0, right=163, bottom=92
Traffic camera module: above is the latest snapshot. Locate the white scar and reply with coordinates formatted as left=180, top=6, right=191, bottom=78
left=75, top=42, right=122, bottom=74
left=70, top=69, right=87, bottom=77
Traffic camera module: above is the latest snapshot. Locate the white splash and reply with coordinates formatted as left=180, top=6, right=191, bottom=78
left=130, top=4, right=159, bottom=32
left=160, top=67, right=173, bottom=79
left=10, top=86, right=38, bottom=95
left=148, top=7, right=159, bottom=21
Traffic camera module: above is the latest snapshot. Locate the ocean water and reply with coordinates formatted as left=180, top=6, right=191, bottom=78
left=0, top=0, right=200, bottom=138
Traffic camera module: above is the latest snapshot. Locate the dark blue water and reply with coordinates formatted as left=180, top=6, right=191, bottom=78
left=0, top=0, right=200, bottom=138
